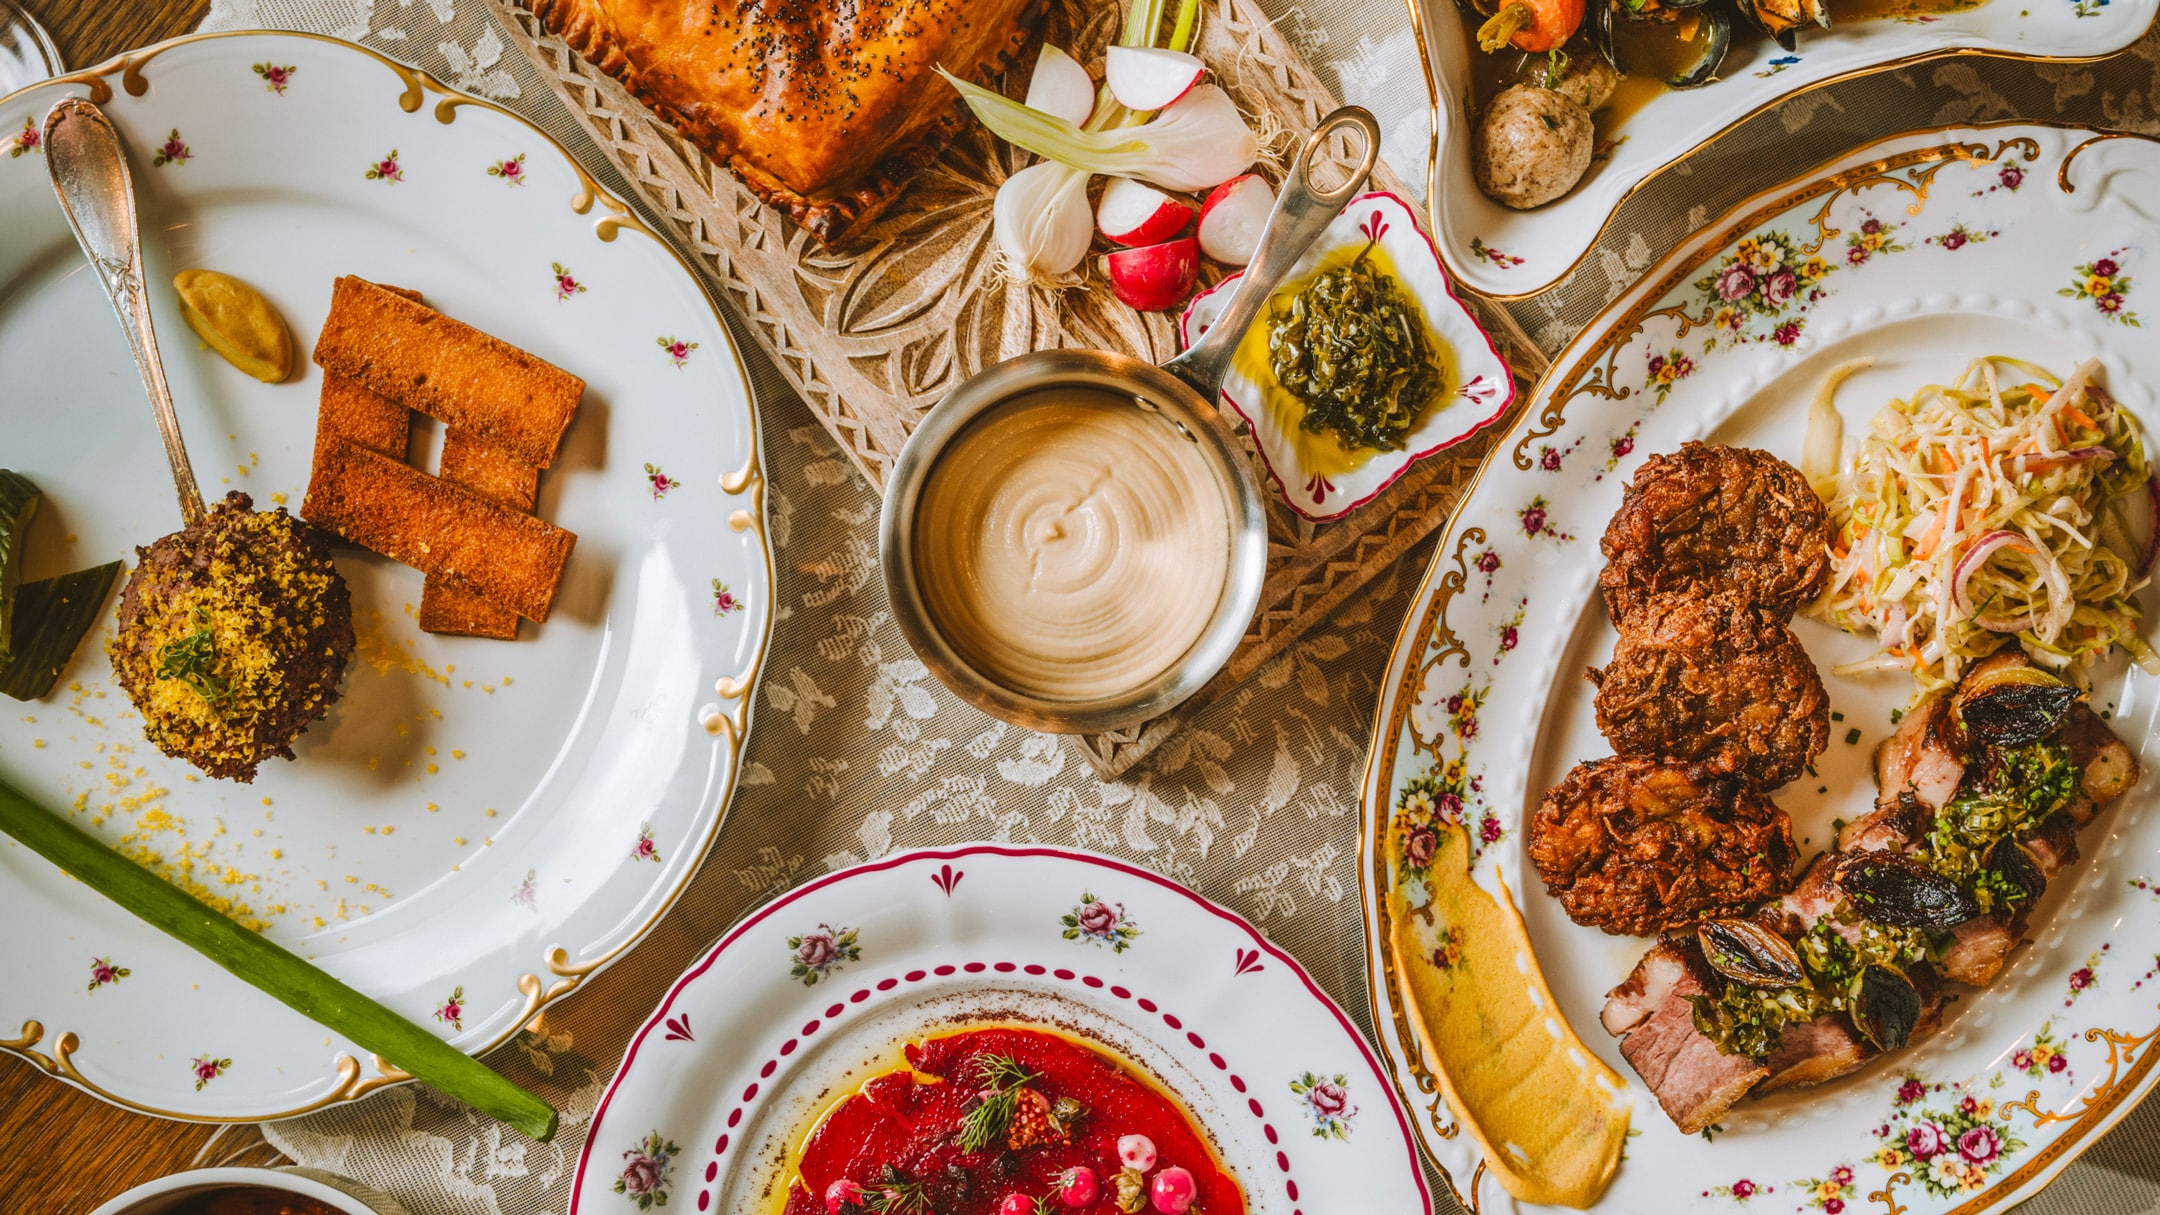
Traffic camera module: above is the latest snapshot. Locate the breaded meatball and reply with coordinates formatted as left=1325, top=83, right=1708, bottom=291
left=1552, top=54, right=1619, bottom=110
left=1599, top=442, right=1830, bottom=621
left=1473, top=84, right=1592, bottom=210
left=1529, top=756, right=1798, bottom=936
left=1591, top=591, right=1829, bottom=789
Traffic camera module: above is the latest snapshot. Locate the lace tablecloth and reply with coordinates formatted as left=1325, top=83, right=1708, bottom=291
left=188, top=0, right=2160, bottom=1212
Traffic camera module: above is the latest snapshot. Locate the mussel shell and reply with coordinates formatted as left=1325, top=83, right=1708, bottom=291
left=1953, top=662, right=2077, bottom=748
left=1594, top=0, right=1729, bottom=86
left=1851, top=965, right=1923, bottom=1052
left=1836, top=851, right=1981, bottom=928
left=1698, top=918, right=1806, bottom=988
left=1733, top=0, right=1826, bottom=51
left=1987, top=835, right=2048, bottom=905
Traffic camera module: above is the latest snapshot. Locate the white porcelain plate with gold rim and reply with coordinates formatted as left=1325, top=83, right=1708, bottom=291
left=1414, top=0, right=2157, bottom=300
left=570, top=845, right=1431, bottom=1215
left=0, top=31, right=770, bottom=1121
left=1361, top=122, right=2160, bottom=1212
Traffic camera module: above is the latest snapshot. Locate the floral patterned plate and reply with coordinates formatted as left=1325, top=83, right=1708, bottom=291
left=1417, top=0, right=2156, bottom=300
left=0, top=32, right=770, bottom=1120
left=1180, top=191, right=1514, bottom=522
left=1360, top=122, right=2160, bottom=1212
left=572, top=845, right=1431, bottom=1213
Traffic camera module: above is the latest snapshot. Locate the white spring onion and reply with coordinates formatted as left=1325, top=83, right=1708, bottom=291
left=941, top=74, right=1258, bottom=194
left=994, top=160, right=1095, bottom=278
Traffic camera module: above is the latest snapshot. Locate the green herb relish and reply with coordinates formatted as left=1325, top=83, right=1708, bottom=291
left=1688, top=918, right=1928, bottom=1057
left=1925, top=736, right=2078, bottom=909
left=1266, top=243, right=1442, bottom=453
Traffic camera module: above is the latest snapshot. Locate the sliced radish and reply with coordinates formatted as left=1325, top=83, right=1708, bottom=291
left=1104, top=46, right=1205, bottom=112
left=1024, top=44, right=1095, bottom=128
left=1097, top=177, right=1194, bottom=246
left=1104, top=236, right=1200, bottom=312
left=1196, top=173, right=1274, bottom=265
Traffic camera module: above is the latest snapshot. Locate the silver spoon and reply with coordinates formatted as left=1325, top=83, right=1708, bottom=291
left=43, top=97, right=207, bottom=528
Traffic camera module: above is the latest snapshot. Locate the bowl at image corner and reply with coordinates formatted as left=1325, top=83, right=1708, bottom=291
left=1180, top=190, right=1514, bottom=523
left=85, top=1166, right=407, bottom=1215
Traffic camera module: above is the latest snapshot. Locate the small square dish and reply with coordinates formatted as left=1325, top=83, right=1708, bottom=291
left=1180, top=190, right=1514, bottom=522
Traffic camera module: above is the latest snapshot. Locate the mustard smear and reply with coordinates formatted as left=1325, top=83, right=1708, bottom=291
left=1389, top=822, right=1630, bottom=1209
left=174, top=269, right=295, bottom=383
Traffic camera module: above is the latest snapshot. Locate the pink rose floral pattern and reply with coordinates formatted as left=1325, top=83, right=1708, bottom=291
left=1692, top=229, right=1839, bottom=347
left=364, top=149, right=402, bottom=182
left=711, top=579, right=742, bottom=616
left=1289, top=1071, right=1357, bottom=1140
left=1927, top=223, right=1996, bottom=251
left=632, top=822, right=660, bottom=863
left=1793, top=1164, right=1857, bottom=1213
left=1844, top=211, right=1905, bottom=266
left=1700, top=1178, right=1769, bottom=1203
left=1492, top=598, right=1525, bottom=665
left=7, top=116, right=39, bottom=157
left=2060, top=251, right=2139, bottom=325
left=489, top=152, right=526, bottom=185
left=787, top=922, right=860, bottom=985
left=643, top=463, right=679, bottom=501
left=2065, top=944, right=2107, bottom=1004
left=1469, top=236, right=1524, bottom=268
left=1596, top=424, right=1640, bottom=481
left=657, top=335, right=697, bottom=367
left=1871, top=1089, right=2025, bottom=1198
left=552, top=262, right=586, bottom=301
left=87, top=956, right=130, bottom=992
left=612, top=1130, right=680, bottom=1209
left=1973, top=162, right=2025, bottom=196
left=1518, top=495, right=1572, bottom=541
left=2011, top=1025, right=2071, bottom=1078
left=1063, top=892, right=1141, bottom=952
left=510, top=869, right=538, bottom=912
left=1644, top=348, right=1696, bottom=406
left=153, top=129, right=192, bottom=168
left=435, top=986, right=466, bottom=1030
left=191, top=1054, right=230, bottom=1090
left=252, top=62, right=296, bottom=94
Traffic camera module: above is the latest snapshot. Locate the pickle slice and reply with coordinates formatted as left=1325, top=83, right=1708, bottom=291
left=0, top=469, right=42, bottom=664
left=0, top=561, right=121, bottom=701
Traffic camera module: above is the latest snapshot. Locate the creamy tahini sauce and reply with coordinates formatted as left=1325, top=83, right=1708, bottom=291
left=913, top=389, right=1231, bottom=701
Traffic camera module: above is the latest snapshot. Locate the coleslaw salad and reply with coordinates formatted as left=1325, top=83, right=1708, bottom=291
left=1807, top=356, right=2158, bottom=696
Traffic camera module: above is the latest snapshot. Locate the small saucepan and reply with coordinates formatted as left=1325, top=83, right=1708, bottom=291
left=881, top=107, right=1381, bottom=734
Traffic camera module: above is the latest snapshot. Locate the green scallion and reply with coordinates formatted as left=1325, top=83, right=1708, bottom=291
left=0, top=775, right=557, bottom=1140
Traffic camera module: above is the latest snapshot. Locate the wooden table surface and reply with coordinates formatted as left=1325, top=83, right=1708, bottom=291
left=3, top=8, right=218, bottom=1211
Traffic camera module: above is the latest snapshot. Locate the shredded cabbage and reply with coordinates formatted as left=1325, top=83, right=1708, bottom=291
left=1807, top=356, right=2159, bottom=697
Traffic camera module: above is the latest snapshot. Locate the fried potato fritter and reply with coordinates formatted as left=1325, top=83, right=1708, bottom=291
left=1529, top=756, right=1798, bottom=936
left=1600, top=442, right=1830, bottom=621
left=1592, top=591, right=1830, bottom=789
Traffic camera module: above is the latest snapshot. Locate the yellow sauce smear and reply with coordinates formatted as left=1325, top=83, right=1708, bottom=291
left=1389, top=824, right=1630, bottom=1209
left=1226, top=242, right=1457, bottom=480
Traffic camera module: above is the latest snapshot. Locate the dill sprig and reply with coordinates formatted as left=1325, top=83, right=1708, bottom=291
left=866, top=1165, right=928, bottom=1214
left=956, top=1052, right=1036, bottom=1152
left=155, top=614, right=227, bottom=704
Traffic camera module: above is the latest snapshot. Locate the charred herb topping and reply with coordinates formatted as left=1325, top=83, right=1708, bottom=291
left=1266, top=243, right=1443, bottom=453
left=155, top=612, right=227, bottom=705
left=1921, top=736, right=2077, bottom=912
left=1689, top=917, right=1928, bottom=1058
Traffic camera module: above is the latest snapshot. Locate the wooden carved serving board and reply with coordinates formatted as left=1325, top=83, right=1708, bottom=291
left=492, top=0, right=1545, bottom=778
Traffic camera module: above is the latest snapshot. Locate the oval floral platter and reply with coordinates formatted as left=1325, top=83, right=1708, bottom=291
left=0, top=31, right=771, bottom=1120
left=574, top=845, right=1431, bottom=1214
left=1360, top=122, right=2160, bottom=1212
left=1412, top=0, right=2158, bottom=301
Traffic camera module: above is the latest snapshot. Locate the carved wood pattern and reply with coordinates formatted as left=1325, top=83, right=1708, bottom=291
left=490, top=0, right=1546, bottom=777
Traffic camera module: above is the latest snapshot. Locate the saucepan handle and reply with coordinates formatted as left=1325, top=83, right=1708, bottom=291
left=1159, top=105, right=1382, bottom=406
